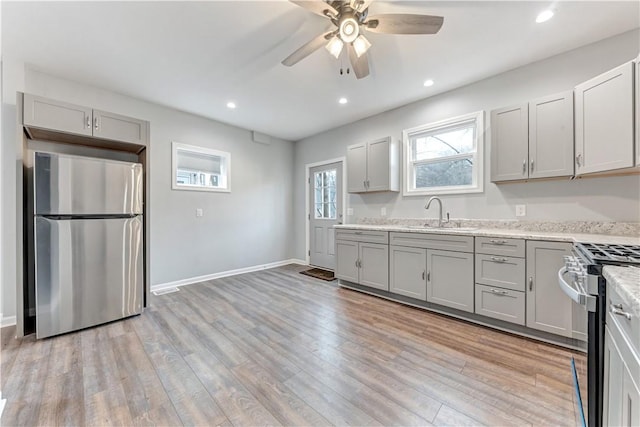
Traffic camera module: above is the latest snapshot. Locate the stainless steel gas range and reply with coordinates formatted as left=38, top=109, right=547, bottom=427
left=559, top=243, right=640, bottom=427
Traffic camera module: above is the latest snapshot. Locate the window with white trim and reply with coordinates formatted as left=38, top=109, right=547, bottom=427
left=403, top=111, right=484, bottom=196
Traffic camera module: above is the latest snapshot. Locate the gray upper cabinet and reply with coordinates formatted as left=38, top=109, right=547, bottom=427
left=526, top=240, right=587, bottom=340
left=93, top=109, right=147, bottom=145
left=575, top=61, right=635, bottom=175
left=490, top=103, right=529, bottom=182
left=23, top=93, right=147, bottom=146
left=23, top=94, right=93, bottom=137
left=346, top=137, right=399, bottom=193
left=528, top=91, right=574, bottom=179
left=491, top=91, right=574, bottom=182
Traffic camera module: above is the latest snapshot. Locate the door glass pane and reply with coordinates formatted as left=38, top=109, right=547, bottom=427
left=313, top=169, right=337, bottom=219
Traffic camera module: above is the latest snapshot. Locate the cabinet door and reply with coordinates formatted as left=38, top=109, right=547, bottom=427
left=93, top=109, right=147, bottom=145
left=529, top=91, right=574, bottom=179
left=426, top=249, right=474, bottom=313
left=490, top=103, right=529, bottom=182
left=390, top=246, right=427, bottom=300
left=347, top=143, right=367, bottom=193
left=23, top=93, right=93, bottom=137
left=526, top=241, right=583, bottom=338
left=604, top=326, right=625, bottom=427
left=359, top=243, right=389, bottom=291
left=367, top=137, right=391, bottom=191
left=575, top=61, right=634, bottom=174
left=336, top=240, right=359, bottom=283
left=622, top=361, right=640, bottom=427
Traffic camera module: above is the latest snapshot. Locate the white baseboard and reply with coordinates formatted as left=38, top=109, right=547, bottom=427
left=1, top=315, right=17, bottom=328
left=151, top=258, right=307, bottom=293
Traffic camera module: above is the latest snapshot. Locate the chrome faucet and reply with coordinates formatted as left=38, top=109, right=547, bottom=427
left=425, top=196, right=449, bottom=228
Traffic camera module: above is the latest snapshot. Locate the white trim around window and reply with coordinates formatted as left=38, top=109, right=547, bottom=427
left=402, top=111, right=484, bottom=196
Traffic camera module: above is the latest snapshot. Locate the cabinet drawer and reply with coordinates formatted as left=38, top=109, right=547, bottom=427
left=475, top=236, right=525, bottom=257
left=608, top=285, right=640, bottom=357
left=475, top=284, right=525, bottom=325
left=335, top=229, right=388, bottom=244
left=390, top=232, right=473, bottom=252
left=475, top=254, right=525, bottom=291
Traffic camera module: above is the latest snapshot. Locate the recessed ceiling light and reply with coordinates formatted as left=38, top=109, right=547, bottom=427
left=536, top=9, right=554, bottom=23
left=338, top=97, right=348, bottom=105
left=423, top=79, right=435, bottom=87
left=226, top=101, right=236, bottom=109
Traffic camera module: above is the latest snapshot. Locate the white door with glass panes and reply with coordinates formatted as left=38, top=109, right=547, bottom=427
left=309, top=162, right=343, bottom=270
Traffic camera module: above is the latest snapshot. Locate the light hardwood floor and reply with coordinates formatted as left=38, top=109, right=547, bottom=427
left=1, top=264, right=586, bottom=426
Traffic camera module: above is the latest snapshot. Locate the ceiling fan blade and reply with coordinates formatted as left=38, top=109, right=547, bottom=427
left=365, top=14, right=444, bottom=34
left=289, top=1, right=338, bottom=18
left=350, top=0, right=373, bottom=12
left=282, top=31, right=333, bottom=66
left=348, top=45, right=370, bottom=79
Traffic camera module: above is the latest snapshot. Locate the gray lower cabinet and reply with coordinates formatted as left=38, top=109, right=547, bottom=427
left=336, top=232, right=389, bottom=291
left=426, top=249, right=474, bottom=313
left=475, top=284, right=525, bottom=325
left=475, top=254, right=525, bottom=291
left=526, top=240, right=587, bottom=340
left=390, top=246, right=427, bottom=300
left=23, top=93, right=147, bottom=146
left=604, top=324, right=640, bottom=427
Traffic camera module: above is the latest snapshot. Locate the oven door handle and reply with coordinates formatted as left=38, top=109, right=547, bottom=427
left=557, top=267, right=597, bottom=312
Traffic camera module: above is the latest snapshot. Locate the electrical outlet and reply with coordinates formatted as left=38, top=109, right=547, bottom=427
left=381, top=207, right=387, bottom=217
left=196, top=208, right=203, bottom=217
left=515, top=204, right=526, bottom=217
left=347, top=208, right=354, bottom=216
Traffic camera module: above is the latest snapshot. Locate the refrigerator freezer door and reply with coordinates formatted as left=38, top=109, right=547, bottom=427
left=35, top=216, right=143, bottom=338
left=34, top=152, right=143, bottom=215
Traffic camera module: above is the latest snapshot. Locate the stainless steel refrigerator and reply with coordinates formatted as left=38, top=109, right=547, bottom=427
left=34, top=152, right=144, bottom=338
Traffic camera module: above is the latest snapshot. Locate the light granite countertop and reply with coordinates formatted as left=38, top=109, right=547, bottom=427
left=603, top=266, right=640, bottom=319
left=334, top=223, right=640, bottom=246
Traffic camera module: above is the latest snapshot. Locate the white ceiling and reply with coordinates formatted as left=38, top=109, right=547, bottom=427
left=3, top=1, right=639, bottom=141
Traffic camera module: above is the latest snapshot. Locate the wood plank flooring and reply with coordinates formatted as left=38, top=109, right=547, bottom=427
left=1, top=264, right=587, bottom=426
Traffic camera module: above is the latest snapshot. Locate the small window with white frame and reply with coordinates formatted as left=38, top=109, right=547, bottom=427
left=172, top=142, right=231, bottom=192
left=403, top=111, right=484, bottom=196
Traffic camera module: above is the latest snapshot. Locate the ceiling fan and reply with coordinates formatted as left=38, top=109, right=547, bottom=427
left=282, top=0, right=444, bottom=79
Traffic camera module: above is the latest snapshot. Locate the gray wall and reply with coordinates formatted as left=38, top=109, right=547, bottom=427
left=1, top=65, right=295, bottom=320
left=293, top=30, right=640, bottom=260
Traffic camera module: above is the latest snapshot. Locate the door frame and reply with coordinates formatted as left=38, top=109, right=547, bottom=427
left=305, top=157, right=347, bottom=266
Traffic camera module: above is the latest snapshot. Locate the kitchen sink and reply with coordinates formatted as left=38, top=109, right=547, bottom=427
left=402, top=225, right=478, bottom=232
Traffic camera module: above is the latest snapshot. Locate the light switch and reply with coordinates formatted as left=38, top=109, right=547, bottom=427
left=381, top=207, right=387, bottom=217
left=515, top=204, right=526, bottom=217
left=196, top=208, right=203, bottom=217
left=347, top=208, right=354, bottom=216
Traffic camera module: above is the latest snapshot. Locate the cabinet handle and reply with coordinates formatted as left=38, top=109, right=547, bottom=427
left=491, top=289, right=508, bottom=295
left=490, top=256, right=507, bottom=263
left=611, top=303, right=631, bottom=320
left=575, top=154, right=582, bottom=167
left=522, top=159, right=527, bottom=175
left=94, top=117, right=99, bottom=130
left=422, top=271, right=425, bottom=280
left=354, top=231, right=362, bottom=235
left=489, top=239, right=506, bottom=245
left=530, top=159, right=534, bottom=173
left=86, top=116, right=91, bottom=128
left=427, top=271, right=431, bottom=282
left=528, top=277, right=533, bottom=291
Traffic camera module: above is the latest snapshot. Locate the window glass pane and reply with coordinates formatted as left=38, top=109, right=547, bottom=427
left=414, top=157, right=473, bottom=188
left=329, top=202, right=336, bottom=219
left=413, top=125, right=475, bottom=161
left=328, top=187, right=336, bottom=203
left=314, top=188, right=322, bottom=205
left=315, top=204, right=323, bottom=219
left=326, top=170, right=336, bottom=187
left=315, top=172, right=323, bottom=188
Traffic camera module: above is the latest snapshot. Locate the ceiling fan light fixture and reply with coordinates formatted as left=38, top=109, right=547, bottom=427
left=353, top=35, right=371, bottom=58
left=325, top=37, right=344, bottom=59
left=339, top=17, right=359, bottom=43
